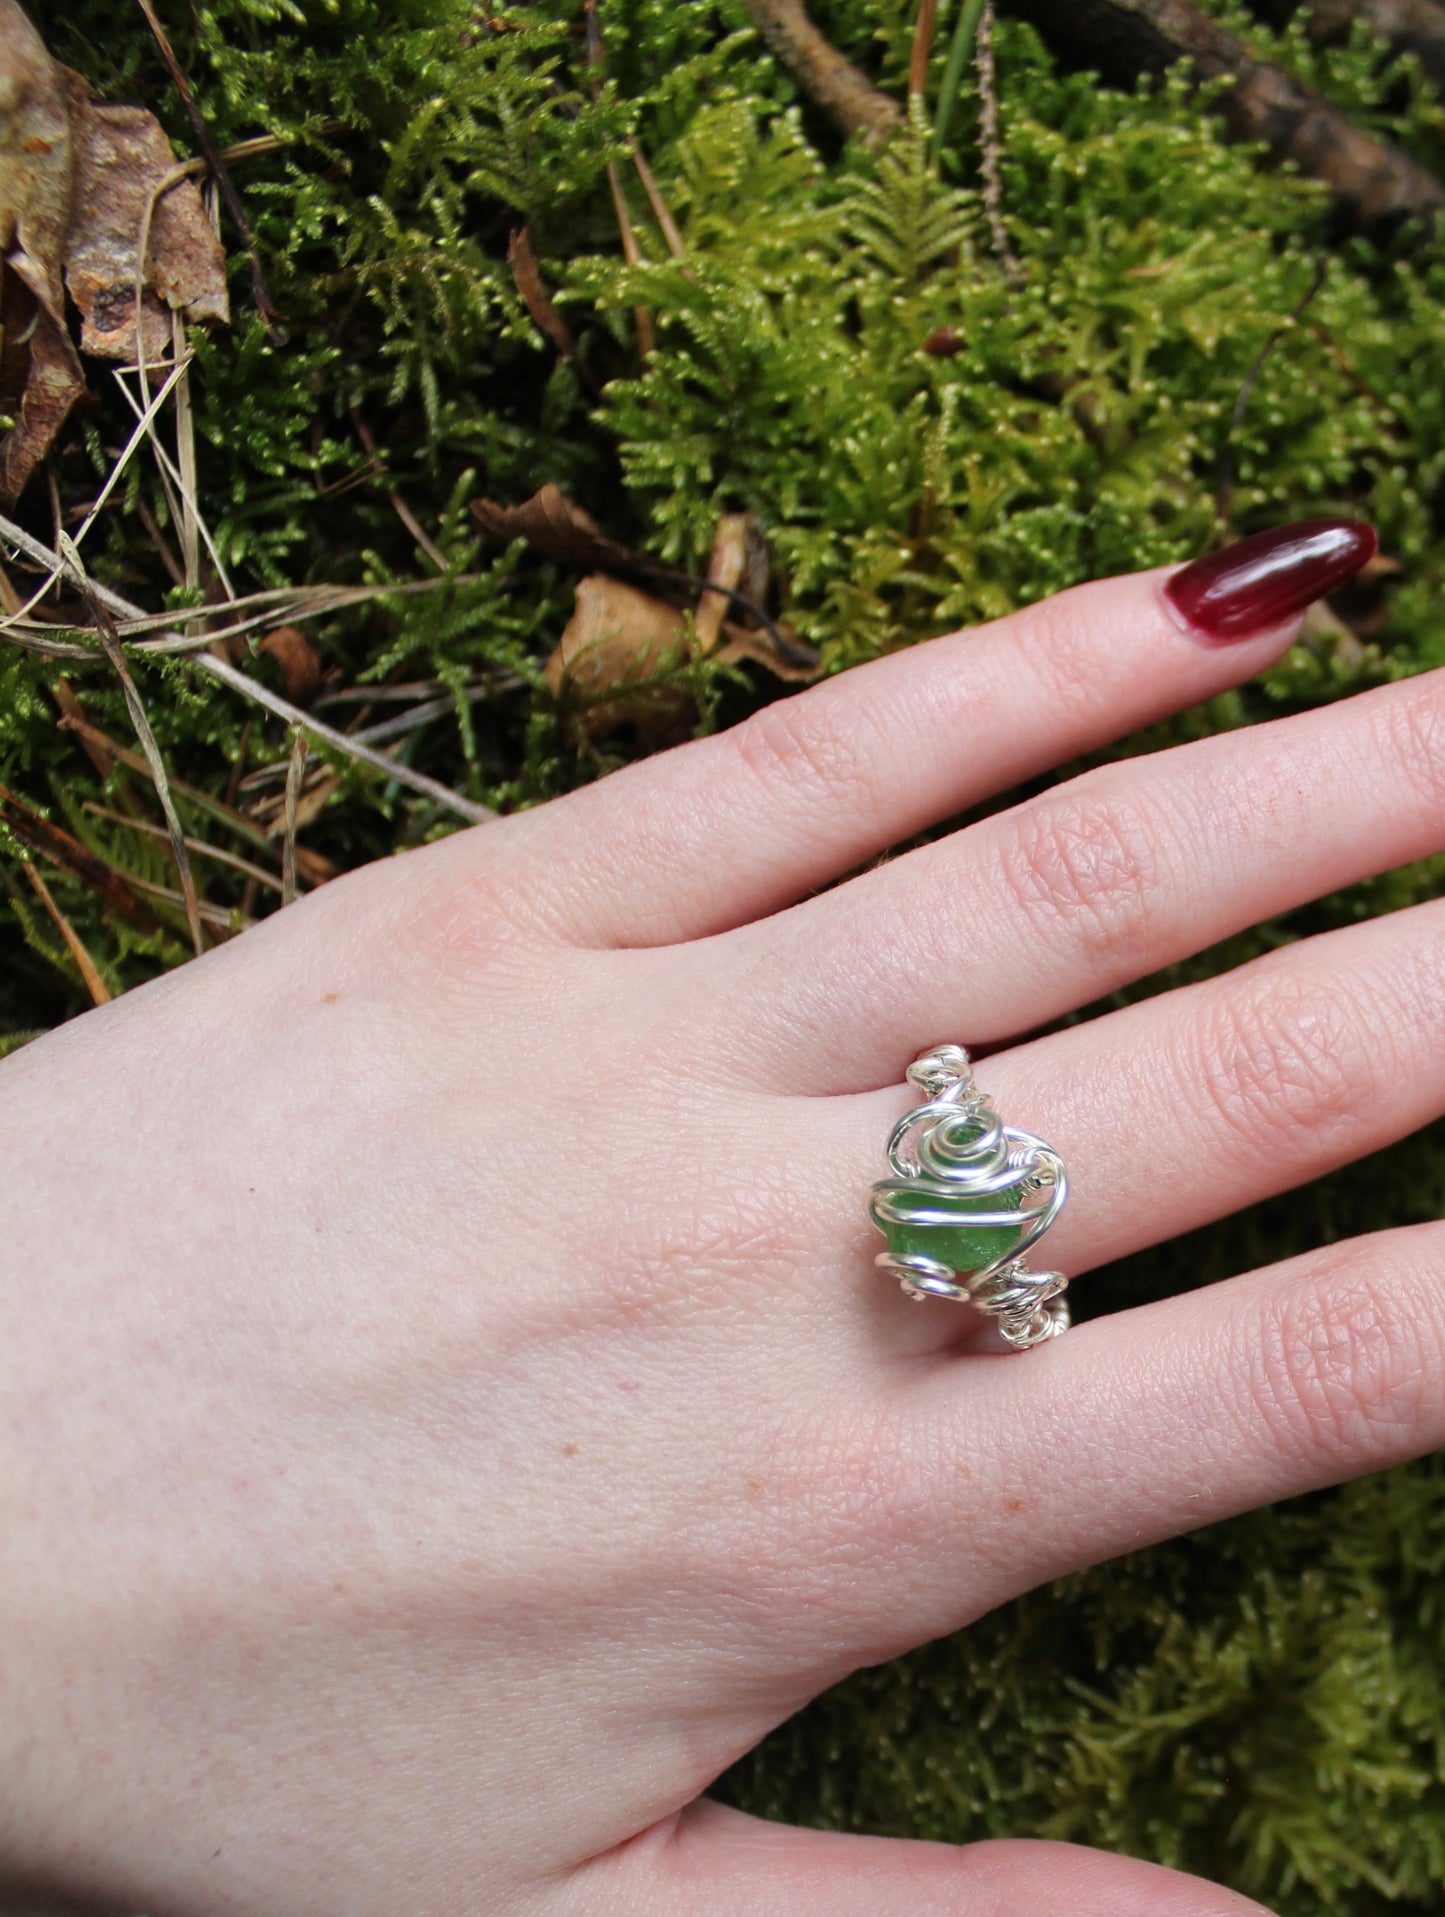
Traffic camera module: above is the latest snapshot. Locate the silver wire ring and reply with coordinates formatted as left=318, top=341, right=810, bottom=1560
left=868, top=1044, right=1070, bottom=1349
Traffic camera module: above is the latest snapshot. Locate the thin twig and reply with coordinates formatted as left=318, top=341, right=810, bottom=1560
left=1009, top=0, right=1445, bottom=234
left=132, top=0, right=281, bottom=328
left=0, top=781, right=161, bottom=934
left=351, top=412, right=448, bottom=571
left=975, top=1, right=1023, bottom=283
left=21, top=860, right=112, bottom=1005
left=58, top=534, right=205, bottom=957
left=629, top=144, right=688, bottom=261
left=740, top=0, right=903, bottom=144
left=1216, top=255, right=1329, bottom=520
left=281, top=728, right=307, bottom=906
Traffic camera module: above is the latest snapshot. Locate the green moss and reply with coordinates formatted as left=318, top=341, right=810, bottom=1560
left=5, top=4, right=1445, bottom=1909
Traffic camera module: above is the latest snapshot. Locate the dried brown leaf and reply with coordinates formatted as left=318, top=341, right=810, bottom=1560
left=471, top=482, right=644, bottom=574
left=477, top=489, right=817, bottom=687
left=0, top=1, right=74, bottom=310
left=0, top=1, right=83, bottom=504
left=698, top=510, right=817, bottom=680
left=695, top=513, right=749, bottom=655
left=545, top=573, right=691, bottom=741
left=713, top=624, right=819, bottom=683
left=508, top=225, right=578, bottom=362
left=64, top=88, right=229, bottom=362
left=258, top=624, right=323, bottom=703
left=0, top=284, right=83, bottom=504
left=0, top=0, right=228, bottom=503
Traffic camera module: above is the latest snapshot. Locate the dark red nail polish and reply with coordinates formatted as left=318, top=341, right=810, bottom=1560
left=1164, top=518, right=1378, bottom=641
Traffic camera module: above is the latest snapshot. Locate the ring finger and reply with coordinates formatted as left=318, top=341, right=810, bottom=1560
left=829, top=894, right=1444, bottom=1347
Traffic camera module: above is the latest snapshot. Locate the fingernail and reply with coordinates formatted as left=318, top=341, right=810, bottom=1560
left=1163, top=518, right=1378, bottom=642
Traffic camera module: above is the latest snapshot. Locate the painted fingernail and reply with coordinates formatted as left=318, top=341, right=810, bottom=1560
left=1164, top=518, right=1378, bottom=642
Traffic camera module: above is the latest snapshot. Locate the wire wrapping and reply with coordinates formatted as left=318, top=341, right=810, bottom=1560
left=869, top=1045, right=1069, bottom=1348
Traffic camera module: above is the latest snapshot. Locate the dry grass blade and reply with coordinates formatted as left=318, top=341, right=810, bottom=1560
left=21, top=857, right=111, bottom=1003
left=83, top=800, right=286, bottom=894
left=607, top=163, right=656, bottom=356
left=281, top=726, right=307, bottom=907
left=0, top=352, right=191, bottom=634
left=198, top=652, right=495, bottom=824
left=123, top=870, right=240, bottom=931
left=113, top=362, right=235, bottom=598
left=0, top=514, right=496, bottom=824
left=57, top=531, right=204, bottom=955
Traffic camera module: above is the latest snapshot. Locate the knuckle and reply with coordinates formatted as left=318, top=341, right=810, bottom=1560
left=1012, top=588, right=1117, bottom=727
left=1371, top=681, right=1445, bottom=817
left=997, top=778, right=1167, bottom=963
left=1190, top=975, right=1378, bottom=1163
left=1245, top=1253, right=1429, bottom=1469
left=728, top=694, right=886, bottom=822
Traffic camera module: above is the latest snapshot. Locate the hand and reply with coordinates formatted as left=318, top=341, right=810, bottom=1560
left=2, top=519, right=1436, bottom=1917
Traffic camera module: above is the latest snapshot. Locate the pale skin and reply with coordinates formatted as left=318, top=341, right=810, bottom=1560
left=5, top=562, right=1445, bottom=1917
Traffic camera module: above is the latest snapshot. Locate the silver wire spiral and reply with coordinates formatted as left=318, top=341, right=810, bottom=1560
left=869, top=1045, right=1069, bottom=1349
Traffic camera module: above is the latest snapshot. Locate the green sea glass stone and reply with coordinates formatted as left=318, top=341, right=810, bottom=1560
left=884, top=1180, right=1031, bottom=1275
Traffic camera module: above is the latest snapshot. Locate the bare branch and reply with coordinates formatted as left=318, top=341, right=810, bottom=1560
left=740, top=0, right=903, bottom=145
left=1290, top=0, right=1445, bottom=98
left=1008, top=0, right=1445, bottom=233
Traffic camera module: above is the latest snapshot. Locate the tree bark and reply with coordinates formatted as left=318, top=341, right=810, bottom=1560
left=1008, top=0, right=1445, bottom=232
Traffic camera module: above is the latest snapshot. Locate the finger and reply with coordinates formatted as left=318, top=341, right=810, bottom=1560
left=969, top=894, right=1445, bottom=1283
left=829, top=894, right=1445, bottom=1358
left=729, top=662, right=1445, bottom=1092
left=491, top=528, right=1370, bottom=949
left=892, top=1220, right=1445, bottom=1636
left=571, top=1800, right=1271, bottom=1916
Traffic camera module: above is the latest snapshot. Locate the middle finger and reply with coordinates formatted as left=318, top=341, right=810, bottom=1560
left=719, top=668, right=1445, bottom=1095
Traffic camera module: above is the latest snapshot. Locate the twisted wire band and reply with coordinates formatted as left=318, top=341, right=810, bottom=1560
left=869, top=1045, right=1070, bottom=1349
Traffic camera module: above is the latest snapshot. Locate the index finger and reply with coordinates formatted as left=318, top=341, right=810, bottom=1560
left=487, top=522, right=1374, bottom=949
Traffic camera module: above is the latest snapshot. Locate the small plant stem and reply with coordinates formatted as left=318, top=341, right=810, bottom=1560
left=910, top=0, right=939, bottom=100
left=21, top=860, right=112, bottom=1005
